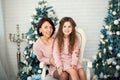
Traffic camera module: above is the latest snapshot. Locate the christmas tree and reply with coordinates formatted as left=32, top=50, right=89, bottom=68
left=18, top=0, right=58, bottom=80
left=93, top=0, right=120, bottom=80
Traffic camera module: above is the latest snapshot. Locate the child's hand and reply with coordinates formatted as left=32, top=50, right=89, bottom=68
left=57, top=66, right=63, bottom=75
left=49, top=57, right=55, bottom=65
left=71, top=64, right=77, bottom=69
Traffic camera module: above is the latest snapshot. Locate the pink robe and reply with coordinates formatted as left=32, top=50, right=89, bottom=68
left=33, top=37, right=56, bottom=76
left=53, top=38, right=82, bottom=71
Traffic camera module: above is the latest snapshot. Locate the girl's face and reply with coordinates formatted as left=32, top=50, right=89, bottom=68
left=39, top=21, right=53, bottom=38
left=62, top=21, right=72, bottom=37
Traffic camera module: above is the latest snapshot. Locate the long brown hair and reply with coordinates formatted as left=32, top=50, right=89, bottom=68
left=56, top=17, right=78, bottom=54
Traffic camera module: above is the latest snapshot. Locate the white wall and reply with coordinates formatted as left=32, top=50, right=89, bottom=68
left=3, top=0, right=108, bottom=78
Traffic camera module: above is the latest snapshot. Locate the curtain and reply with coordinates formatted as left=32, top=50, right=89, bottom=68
left=0, top=0, right=9, bottom=80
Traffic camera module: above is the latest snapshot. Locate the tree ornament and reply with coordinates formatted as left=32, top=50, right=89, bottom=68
left=106, top=31, right=109, bottom=36
left=117, top=53, right=120, bottom=57
left=103, top=48, right=106, bottom=53
left=34, top=31, right=37, bottom=34
left=23, top=67, right=27, bottom=72
left=100, top=29, right=104, bottom=33
left=118, top=18, right=120, bottom=21
left=104, top=75, right=107, bottom=79
left=99, top=72, right=104, bottom=79
left=29, top=40, right=33, bottom=44
left=110, top=39, right=113, bottom=44
left=112, top=61, right=117, bottom=65
left=100, top=34, right=104, bottom=38
left=27, top=35, right=30, bottom=39
left=23, top=60, right=28, bottom=65
left=112, top=11, right=116, bottom=15
left=116, top=31, right=120, bottom=35
left=110, top=4, right=113, bottom=8
left=24, top=51, right=28, bottom=55
left=109, top=31, right=113, bottom=35
left=116, top=65, right=120, bottom=70
left=114, top=20, right=119, bottom=25
left=31, top=54, right=35, bottom=59
left=102, top=41, right=105, bottom=44
left=108, top=25, right=111, bottom=31
left=35, top=36, right=39, bottom=39
left=115, top=48, right=119, bottom=52
left=102, top=63, right=105, bottom=66
left=105, top=25, right=109, bottom=29
left=96, top=63, right=98, bottom=67
left=26, top=56, right=29, bottom=59
left=38, top=69, right=42, bottom=74
left=27, top=76, right=32, bottom=80
left=32, top=74, right=41, bottom=80
left=105, top=39, right=108, bottom=42
left=107, top=59, right=111, bottom=65
left=113, top=2, right=118, bottom=8
left=108, top=46, right=112, bottom=50
left=99, top=52, right=102, bottom=58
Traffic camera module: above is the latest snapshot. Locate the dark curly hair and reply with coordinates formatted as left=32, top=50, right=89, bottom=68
left=37, top=17, right=55, bottom=37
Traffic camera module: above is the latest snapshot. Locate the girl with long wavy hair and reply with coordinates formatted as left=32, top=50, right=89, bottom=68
left=53, top=17, right=86, bottom=80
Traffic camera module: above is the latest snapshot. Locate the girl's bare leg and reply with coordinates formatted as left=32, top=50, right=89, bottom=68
left=66, top=68, right=79, bottom=80
left=78, top=68, right=86, bottom=80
